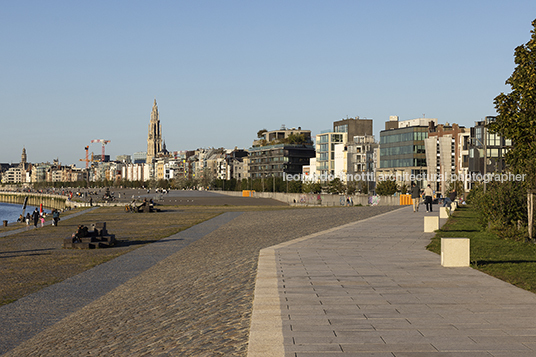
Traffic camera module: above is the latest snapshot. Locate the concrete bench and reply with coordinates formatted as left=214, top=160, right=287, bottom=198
left=439, top=207, right=449, bottom=219
left=424, top=216, right=439, bottom=232
left=441, top=238, right=470, bottom=267
left=63, top=222, right=116, bottom=249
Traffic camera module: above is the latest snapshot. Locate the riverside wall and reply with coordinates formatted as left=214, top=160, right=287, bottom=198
left=0, top=192, right=69, bottom=210
left=217, top=190, right=401, bottom=206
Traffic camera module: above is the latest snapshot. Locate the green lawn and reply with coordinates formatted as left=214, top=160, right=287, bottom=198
left=427, top=205, right=536, bottom=293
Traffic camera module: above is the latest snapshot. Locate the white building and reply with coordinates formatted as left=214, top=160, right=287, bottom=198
left=315, top=131, right=347, bottom=178
left=122, top=163, right=150, bottom=182
left=1, top=167, right=24, bottom=184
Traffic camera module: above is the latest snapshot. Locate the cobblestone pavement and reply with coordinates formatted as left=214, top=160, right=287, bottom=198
left=73, top=188, right=288, bottom=206
left=0, top=211, right=242, bottom=355
left=2, top=206, right=398, bottom=356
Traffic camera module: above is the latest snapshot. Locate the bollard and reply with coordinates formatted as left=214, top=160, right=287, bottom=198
left=441, top=238, right=470, bottom=267
left=424, top=216, right=439, bottom=232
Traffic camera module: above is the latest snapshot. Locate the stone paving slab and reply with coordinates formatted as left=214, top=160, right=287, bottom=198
left=248, top=207, right=536, bottom=356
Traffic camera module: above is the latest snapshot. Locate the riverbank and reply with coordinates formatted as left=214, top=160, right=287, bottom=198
left=0, top=202, right=43, bottom=225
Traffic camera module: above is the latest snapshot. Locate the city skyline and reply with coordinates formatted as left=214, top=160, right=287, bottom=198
left=2, top=1, right=536, bottom=166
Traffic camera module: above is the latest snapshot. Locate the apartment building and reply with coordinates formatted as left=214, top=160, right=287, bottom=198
left=424, top=122, right=467, bottom=195
left=378, top=116, right=435, bottom=188
left=250, top=127, right=314, bottom=179
left=468, top=116, right=511, bottom=176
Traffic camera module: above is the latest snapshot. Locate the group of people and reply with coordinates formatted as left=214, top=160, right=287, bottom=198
left=17, top=208, right=61, bottom=228
left=410, top=183, right=457, bottom=213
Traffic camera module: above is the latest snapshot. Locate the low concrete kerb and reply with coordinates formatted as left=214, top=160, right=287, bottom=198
left=247, top=248, right=285, bottom=357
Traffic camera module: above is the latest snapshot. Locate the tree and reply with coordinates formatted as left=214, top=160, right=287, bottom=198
left=257, top=129, right=268, bottom=139
left=489, top=19, right=536, bottom=188
left=447, top=179, right=464, bottom=197
left=288, top=180, right=302, bottom=193
left=285, top=133, right=308, bottom=145
left=347, top=180, right=357, bottom=195
left=302, top=182, right=322, bottom=194
left=375, top=179, right=398, bottom=196
left=327, top=178, right=345, bottom=194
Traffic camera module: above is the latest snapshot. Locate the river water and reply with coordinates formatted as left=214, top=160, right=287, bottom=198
left=0, top=202, right=46, bottom=224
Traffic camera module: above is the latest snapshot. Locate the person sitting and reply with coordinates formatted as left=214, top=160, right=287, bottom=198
left=72, top=225, right=88, bottom=242
left=443, top=189, right=457, bottom=207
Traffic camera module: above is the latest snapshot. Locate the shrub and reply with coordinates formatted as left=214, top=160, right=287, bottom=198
left=469, top=180, right=528, bottom=241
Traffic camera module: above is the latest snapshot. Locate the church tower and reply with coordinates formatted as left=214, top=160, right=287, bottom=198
left=147, top=99, right=162, bottom=163
left=21, top=147, right=27, bottom=165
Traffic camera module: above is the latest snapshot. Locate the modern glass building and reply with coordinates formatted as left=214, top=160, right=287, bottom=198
left=468, top=116, right=511, bottom=175
left=248, top=144, right=315, bottom=179
left=377, top=117, right=435, bottom=188
left=379, top=127, right=428, bottom=169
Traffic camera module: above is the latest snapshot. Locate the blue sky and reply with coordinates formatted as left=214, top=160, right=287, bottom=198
left=2, top=0, right=536, bottom=166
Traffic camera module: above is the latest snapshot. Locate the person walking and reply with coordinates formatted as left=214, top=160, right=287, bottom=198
left=424, top=184, right=434, bottom=212
left=410, top=183, right=421, bottom=212
left=52, top=209, right=60, bottom=226
left=32, top=208, right=40, bottom=227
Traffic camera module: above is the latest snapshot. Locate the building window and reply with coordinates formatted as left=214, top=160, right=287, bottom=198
left=331, top=134, right=344, bottom=142
left=334, top=124, right=348, bottom=133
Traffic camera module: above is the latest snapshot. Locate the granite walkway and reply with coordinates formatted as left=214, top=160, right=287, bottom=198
left=248, top=206, right=536, bottom=356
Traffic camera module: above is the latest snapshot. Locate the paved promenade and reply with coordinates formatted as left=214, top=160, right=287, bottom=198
left=249, top=207, right=536, bottom=356
left=1, top=205, right=398, bottom=356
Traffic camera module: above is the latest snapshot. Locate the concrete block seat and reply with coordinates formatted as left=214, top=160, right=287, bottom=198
left=63, top=222, right=116, bottom=249
left=441, top=237, right=470, bottom=267
left=439, top=206, right=449, bottom=219
left=424, top=216, right=439, bottom=232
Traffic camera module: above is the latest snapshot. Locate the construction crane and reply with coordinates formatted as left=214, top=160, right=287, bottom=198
left=90, top=139, right=111, bottom=162
left=80, top=146, right=90, bottom=169
left=80, top=146, right=102, bottom=167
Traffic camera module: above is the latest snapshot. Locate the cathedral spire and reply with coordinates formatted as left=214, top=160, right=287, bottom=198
left=147, top=99, right=162, bottom=163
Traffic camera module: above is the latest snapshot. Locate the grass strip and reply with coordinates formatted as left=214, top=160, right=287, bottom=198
left=0, top=206, right=223, bottom=306
left=427, top=204, right=536, bottom=293
left=0, top=204, right=301, bottom=307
